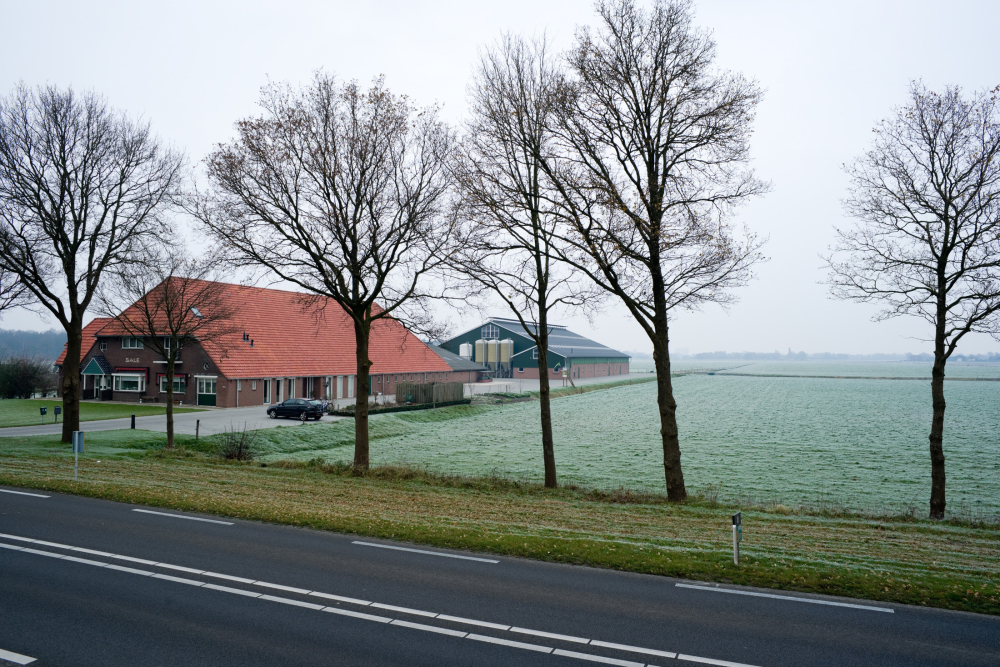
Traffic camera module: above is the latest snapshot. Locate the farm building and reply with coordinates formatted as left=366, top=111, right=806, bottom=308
left=55, top=280, right=475, bottom=407
left=440, top=317, right=630, bottom=380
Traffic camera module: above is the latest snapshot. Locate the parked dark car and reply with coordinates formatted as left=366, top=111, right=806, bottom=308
left=267, top=398, right=325, bottom=421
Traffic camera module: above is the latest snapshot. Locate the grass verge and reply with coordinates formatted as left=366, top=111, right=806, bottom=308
left=0, top=399, right=204, bottom=428
left=0, top=448, right=996, bottom=615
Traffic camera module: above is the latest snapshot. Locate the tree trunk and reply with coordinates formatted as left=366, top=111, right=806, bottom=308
left=652, top=326, right=686, bottom=502
left=929, top=346, right=947, bottom=520
left=536, top=327, right=557, bottom=489
left=353, top=318, right=373, bottom=471
left=165, top=360, right=175, bottom=449
left=60, top=325, right=83, bottom=443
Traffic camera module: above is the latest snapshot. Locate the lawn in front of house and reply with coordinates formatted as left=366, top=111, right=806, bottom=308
left=0, top=399, right=204, bottom=428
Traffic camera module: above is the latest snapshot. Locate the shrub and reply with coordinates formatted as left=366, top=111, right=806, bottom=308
left=216, top=425, right=260, bottom=461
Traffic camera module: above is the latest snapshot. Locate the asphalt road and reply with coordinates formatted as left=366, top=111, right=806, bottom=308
left=0, top=486, right=997, bottom=667
left=0, top=405, right=346, bottom=438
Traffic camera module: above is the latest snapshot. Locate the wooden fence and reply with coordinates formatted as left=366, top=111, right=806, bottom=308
left=396, top=382, right=464, bottom=405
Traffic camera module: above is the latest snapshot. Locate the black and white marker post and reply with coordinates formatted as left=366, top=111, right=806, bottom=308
left=732, top=511, right=742, bottom=565
left=72, top=431, right=85, bottom=481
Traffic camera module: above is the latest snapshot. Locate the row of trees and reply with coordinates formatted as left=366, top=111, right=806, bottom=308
left=0, top=354, right=56, bottom=399
left=0, top=0, right=997, bottom=518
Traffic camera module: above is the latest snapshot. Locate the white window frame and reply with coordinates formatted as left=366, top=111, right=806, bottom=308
left=347, top=375, right=354, bottom=398
left=251, top=380, right=257, bottom=390
left=196, top=377, right=217, bottom=395
left=159, top=376, right=185, bottom=393
left=122, top=337, right=143, bottom=349
left=113, top=373, right=145, bottom=392
left=99, top=341, right=107, bottom=352
left=532, top=348, right=538, bottom=359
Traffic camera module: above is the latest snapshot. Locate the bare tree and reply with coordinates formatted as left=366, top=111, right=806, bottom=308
left=0, top=266, right=27, bottom=314
left=543, top=0, right=767, bottom=501
left=195, top=72, right=457, bottom=470
left=827, top=82, right=1000, bottom=520
left=96, top=255, right=240, bottom=448
left=454, top=35, right=601, bottom=488
left=0, top=84, right=183, bottom=442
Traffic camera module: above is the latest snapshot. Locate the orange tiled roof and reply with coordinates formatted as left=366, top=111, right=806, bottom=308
left=54, top=317, right=113, bottom=365
left=94, top=280, right=450, bottom=379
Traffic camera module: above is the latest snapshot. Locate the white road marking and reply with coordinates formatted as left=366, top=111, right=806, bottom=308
left=0, top=489, right=49, bottom=498
left=323, top=607, right=392, bottom=623
left=352, top=540, right=500, bottom=563
left=0, top=533, right=762, bottom=667
left=0, top=647, right=36, bottom=665
left=675, top=583, right=894, bottom=613
left=511, top=627, right=590, bottom=644
left=309, top=591, right=372, bottom=606
left=590, top=640, right=678, bottom=659
left=259, top=594, right=325, bottom=611
left=678, top=654, right=761, bottom=667
left=371, top=602, right=438, bottom=617
left=132, top=509, right=233, bottom=525
left=203, top=583, right=260, bottom=597
left=466, top=633, right=553, bottom=653
left=554, top=648, right=645, bottom=666
left=255, top=581, right=311, bottom=595
left=390, top=619, right=469, bottom=637
left=436, top=614, right=511, bottom=631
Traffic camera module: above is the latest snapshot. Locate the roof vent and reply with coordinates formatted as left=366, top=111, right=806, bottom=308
left=191, top=307, right=203, bottom=318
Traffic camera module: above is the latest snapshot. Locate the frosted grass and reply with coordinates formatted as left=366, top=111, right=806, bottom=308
left=279, top=362, right=1000, bottom=516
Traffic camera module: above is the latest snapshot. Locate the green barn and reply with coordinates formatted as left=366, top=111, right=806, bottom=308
left=440, top=317, right=630, bottom=380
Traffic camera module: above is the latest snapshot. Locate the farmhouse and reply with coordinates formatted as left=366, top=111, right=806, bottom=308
left=55, top=281, right=470, bottom=406
left=440, top=317, right=630, bottom=380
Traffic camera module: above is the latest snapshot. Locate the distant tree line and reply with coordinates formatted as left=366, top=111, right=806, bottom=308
left=0, top=328, right=66, bottom=360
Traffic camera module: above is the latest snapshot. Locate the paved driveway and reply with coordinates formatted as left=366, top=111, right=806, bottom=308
left=0, top=406, right=345, bottom=438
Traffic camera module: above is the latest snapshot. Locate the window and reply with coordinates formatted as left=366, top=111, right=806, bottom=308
left=347, top=375, right=354, bottom=398
left=481, top=323, right=499, bottom=339
left=99, top=341, right=107, bottom=352
left=197, top=378, right=217, bottom=395
left=288, top=378, right=295, bottom=397
left=532, top=348, right=538, bottom=359
left=114, top=374, right=145, bottom=392
left=264, top=379, right=271, bottom=403
left=518, top=367, right=524, bottom=372
left=252, top=381, right=257, bottom=390
left=159, top=376, right=185, bottom=393
left=237, top=380, right=242, bottom=390
left=122, top=337, right=143, bottom=349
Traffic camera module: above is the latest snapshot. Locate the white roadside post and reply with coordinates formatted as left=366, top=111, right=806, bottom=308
left=72, top=431, right=85, bottom=481
left=732, top=511, right=742, bottom=565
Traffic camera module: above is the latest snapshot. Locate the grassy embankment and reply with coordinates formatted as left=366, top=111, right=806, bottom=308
left=0, top=418, right=996, bottom=616
left=0, top=399, right=204, bottom=428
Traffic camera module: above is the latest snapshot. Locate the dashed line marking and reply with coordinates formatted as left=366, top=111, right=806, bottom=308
left=0, top=647, right=37, bottom=665
left=352, top=540, right=500, bottom=563
left=132, top=509, right=233, bottom=525
left=0, top=489, right=49, bottom=498
left=675, top=583, right=894, bottom=613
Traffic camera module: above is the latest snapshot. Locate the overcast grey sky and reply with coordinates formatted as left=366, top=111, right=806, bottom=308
left=2, top=0, right=999, bottom=355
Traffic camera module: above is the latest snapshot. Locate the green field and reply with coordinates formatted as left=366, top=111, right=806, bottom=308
left=0, top=399, right=204, bottom=428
